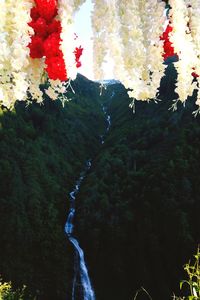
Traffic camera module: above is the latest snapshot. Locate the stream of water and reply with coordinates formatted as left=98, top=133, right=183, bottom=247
left=65, top=102, right=112, bottom=299
left=100, top=105, right=111, bottom=144
left=65, top=160, right=95, bottom=300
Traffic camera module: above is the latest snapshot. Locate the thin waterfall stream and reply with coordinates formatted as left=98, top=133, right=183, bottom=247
left=65, top=160, right=95, bottom=300
left=65, top=100, right=112, bottom=300
left=100, top=104, right=111, bottom=144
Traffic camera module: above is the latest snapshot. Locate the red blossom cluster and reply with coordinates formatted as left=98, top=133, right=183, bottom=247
left=191, top=67, right=199, bottom=78
left=160, top=24, right=177, bottom=60
left=160, top=23, right=199, bottom=78
left=28, top=0, right=67, bottom=81
left=74, top=46, right=83, bottom=68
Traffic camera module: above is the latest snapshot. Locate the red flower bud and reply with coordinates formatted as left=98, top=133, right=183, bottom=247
left=74, top=46, right=83, bottom=68
left=76, top=61, right=82, bottom=68
left=45, top=56, right=67, bottom=81
left=30, top=7, right=40, bottom=21
left=28, top=36, right=44, bottom=58
left=29, top=17, right=48, bottom=38
left=35, top=0, right=57, bottom=22
left=160, top=24, right=177, bottom=60
left=43, top=33, right=62, bottom=58
left=47, top=20, right=62, bottom=35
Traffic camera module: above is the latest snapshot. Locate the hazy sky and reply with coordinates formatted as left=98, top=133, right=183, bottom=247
left=74, top=0, right=94, bottom=80
left=74, top=0, right=114, bottom=80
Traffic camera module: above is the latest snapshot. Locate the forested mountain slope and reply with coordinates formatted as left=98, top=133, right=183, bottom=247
left=0, top=64, right=200, bottom=300
left=76, top=64, right=200, bottom=300
left=0, top=74, right=105, bottom=299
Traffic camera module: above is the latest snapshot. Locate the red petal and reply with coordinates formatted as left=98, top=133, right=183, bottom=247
left=45, top=56, right=67, bottom=81
left=28, top=36, right=44, bottom=58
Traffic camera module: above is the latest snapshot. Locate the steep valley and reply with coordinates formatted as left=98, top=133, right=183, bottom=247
left=0, top=67, right=200, bottom=300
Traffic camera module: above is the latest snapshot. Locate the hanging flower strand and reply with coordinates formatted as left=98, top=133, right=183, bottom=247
left=160, top=23, right=177, bottom=60
left=28, top=0, right=67, bottom=81
left=91, top=0, right=166, bottom=104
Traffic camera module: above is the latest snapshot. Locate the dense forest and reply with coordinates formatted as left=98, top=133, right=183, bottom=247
left=0, top=63, right=200, bottom=300
left=76, top=63, right=200, bottom=300
left=0, top=75, right=105, bottom=299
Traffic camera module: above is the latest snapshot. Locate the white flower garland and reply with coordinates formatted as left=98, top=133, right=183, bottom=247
left=105, top=0, right=125, bottom=81
left=0, top=0, right=8, bottom=69
left=91, top=0, right=166, bottom=104
left=91, top=0, right=110, bottom=79
left=11, top=0, right=34, bottom=103
left=141, top=0, right=166, bottom=99
left=0, top=0, right=34, bottom=108
left=117, top=0, right=145, bottom=94
left=186, top=0, right=200, bottom=111
left=169, top=0, right=198, bottom=107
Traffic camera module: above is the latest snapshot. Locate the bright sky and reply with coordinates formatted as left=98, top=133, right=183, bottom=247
left=74, top=0, right=94, bottom=80
left=74, top=0, right=114, bottom=80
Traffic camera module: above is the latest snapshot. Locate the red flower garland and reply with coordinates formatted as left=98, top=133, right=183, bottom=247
left=160, top=24, right=176, bottom=60
left=160, top=23, right=199, bottom=78
left=28, top=0, right=67, bottom=81
left=35, top=0, right=58, bottom=22
left=28, top=0, right=84, bottom=83
left=74, top=46, right=83, bottom=68
left=45, top=56, right=67, bottom=81
left=29, top=36, right=44, bottom=58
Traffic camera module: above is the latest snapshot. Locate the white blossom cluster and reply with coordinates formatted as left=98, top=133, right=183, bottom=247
left=0, top=0, right=34, bottom=108
left=91, top=0, right=111, bottom=79
left=169, top=0, right=200, bottom=113
left=169, top=1, right=197, bottom=105
left=91, top=0, right=166, bottom=105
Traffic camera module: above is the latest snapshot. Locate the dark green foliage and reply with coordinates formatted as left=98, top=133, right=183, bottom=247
left=76, top=65, right=200, bottom=300
left=0, top=66, right=200, bottom=300
left=0, top=74, right=105, bottom=299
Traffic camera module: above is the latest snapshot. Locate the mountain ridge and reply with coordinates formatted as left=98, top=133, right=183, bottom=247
left=0, top=67, right=199, bottom=299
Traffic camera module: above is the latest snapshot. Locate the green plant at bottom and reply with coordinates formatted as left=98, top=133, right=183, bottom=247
left=133, top=247, right=200, bottom=300
left=173, top=246, right=200, bottom=300
left=0, top=280, right=32, bottom=300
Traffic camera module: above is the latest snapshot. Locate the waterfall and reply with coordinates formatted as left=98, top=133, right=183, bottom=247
left=65, top=98, right=112, bottom=299
left=106, top=115, right=111, bottom=132
left=100, top=104, right=112, bottom=143
left=65, top=160, right=95, bottom=300
left=70, top=237, right=95, bottom=300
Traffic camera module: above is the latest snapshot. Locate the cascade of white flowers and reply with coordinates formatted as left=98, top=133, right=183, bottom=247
left=168, top=0, right=198, bottom=108
left=91, top=0, right=166, bottom=106
left=0, top=0, right=33, bottom=108
left=188, top=0, right=200, bottom=111
left=167, top=0, right=200, bottom=113
left=91, top=0, right=109, bottom=79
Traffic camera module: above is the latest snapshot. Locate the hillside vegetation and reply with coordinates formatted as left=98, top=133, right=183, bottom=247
left=0, top=65, right=200, bottom=300
left=76, top=64, right=200, bottom=300
left=0, top=75, right=105, bottom=299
